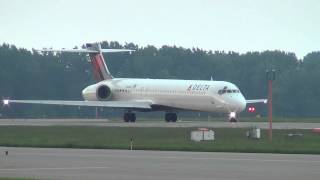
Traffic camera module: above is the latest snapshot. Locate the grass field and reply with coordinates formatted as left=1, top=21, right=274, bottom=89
left=0, top=126, right=319, bottom=154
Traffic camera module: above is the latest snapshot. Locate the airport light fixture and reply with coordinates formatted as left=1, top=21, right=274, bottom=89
left=266, top=69, right=276, bottom=141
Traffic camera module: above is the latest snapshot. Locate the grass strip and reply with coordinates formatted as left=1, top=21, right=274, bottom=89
left=0, top=126, right=319, bottom=154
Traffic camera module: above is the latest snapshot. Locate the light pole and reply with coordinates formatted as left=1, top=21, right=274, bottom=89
left=266, top=69, right=276, bottom=141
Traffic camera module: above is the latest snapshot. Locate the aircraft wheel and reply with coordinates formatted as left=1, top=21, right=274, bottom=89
left=165, top=113, right=177, bottom=122
left=165, top=113, right=171, bottom=122
left=124, top=113, right=130, bottom=122
left=130, top=113, right=136, bottom=122
left=124, top=113, right=136, bottom=123
left=171, top=113, right=177, bottom=122
left=229, top=117, right=237, bottom=123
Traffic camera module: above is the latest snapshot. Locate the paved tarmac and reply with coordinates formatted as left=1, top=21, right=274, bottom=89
left=0, top=147, right=319, bottom=180
left=0, top=119, right=320, bottom=129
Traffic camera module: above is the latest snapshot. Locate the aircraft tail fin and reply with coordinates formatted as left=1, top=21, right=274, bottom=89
left=85, top=43, right=113, bottom=81
left=37, top=43, right=134, bottom=82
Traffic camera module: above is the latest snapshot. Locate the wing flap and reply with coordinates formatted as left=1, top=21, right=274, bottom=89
left=5, top=100, right=152, bottom=109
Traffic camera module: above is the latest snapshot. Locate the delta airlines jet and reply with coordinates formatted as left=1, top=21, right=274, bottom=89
left=3, top=43, right=267, bottom=122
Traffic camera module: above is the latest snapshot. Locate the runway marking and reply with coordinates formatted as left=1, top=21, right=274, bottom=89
left=12, top=152, right=320, bottom=164
left=0, top=166, right=111, bottom=171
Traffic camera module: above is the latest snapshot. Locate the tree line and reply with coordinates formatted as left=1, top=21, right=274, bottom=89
left=0, top=41, right=319, bottom=118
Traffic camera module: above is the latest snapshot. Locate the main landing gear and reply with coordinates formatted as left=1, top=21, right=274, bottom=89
left=123, top=112, right=136, bottom=122
left=123, top=112, right=178, bottom=123
left=165, top=113, right=177, bottom=122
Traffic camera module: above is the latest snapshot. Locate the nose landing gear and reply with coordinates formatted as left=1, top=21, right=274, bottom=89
left=229, top=112, right=238, bottom=122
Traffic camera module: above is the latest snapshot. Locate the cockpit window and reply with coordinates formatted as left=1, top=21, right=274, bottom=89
left=218, top=87, right=240, bottom=95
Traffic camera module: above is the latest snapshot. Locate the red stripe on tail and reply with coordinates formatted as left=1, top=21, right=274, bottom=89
left=89, top=53, right=112, bottom=81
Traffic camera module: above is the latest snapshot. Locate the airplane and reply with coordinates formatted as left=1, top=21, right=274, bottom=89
left=3, top=43, right=267, bottom=122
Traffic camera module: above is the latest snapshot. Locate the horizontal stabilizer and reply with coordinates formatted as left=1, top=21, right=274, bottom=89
left=100, top=49, right=135, bottom=53
left=246, top=99, right=268, bottom=104
left=4, top=100, right=151, bottom=109
left=36, top=49, right=135, bottom=54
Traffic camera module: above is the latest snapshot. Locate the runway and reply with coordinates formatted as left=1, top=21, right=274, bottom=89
left=0, top=147, right=319, bottom=180
left=0, top=118, right=320, bottom=129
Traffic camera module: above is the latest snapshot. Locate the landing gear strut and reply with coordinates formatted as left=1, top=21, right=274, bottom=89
left=124, top=112, right=136, bottom=122
left=229, top=117, right=237, bottom=123
left=165, top=113, right=177, bottom=122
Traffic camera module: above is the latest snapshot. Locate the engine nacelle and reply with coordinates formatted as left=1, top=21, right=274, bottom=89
left=82, top=84, right=113, bottom=101
left=96, top=85, right=112, bottom=101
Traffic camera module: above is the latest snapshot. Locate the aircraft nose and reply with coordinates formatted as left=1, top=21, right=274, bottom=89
left=238, top=95, right=246, bottom=112
left=232, top=94, right=246, bottom=112
left=224, top=94, right=246, bottom=112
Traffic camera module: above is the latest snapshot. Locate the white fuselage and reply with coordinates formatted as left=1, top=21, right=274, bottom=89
left=82, top=78, right=246, bottom=113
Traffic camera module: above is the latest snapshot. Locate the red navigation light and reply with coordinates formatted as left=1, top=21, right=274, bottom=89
left=248, top=106, right=256, bottom=113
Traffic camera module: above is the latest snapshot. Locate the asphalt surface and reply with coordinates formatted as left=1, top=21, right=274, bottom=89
left=0, top=147, right=319, bottom=180
left=0, top=119, right=320, bottom=129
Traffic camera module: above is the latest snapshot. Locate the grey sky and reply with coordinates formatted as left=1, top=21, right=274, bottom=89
left=0, top=0, right=319, bottom=59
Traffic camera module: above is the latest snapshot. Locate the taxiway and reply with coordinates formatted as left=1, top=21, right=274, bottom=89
left=0, top=147, right=319, bottom=180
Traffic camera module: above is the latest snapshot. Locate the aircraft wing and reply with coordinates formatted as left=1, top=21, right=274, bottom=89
left=246, top=99, right=268, bottom=104
left=3, top=100, right=152, bottom=109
